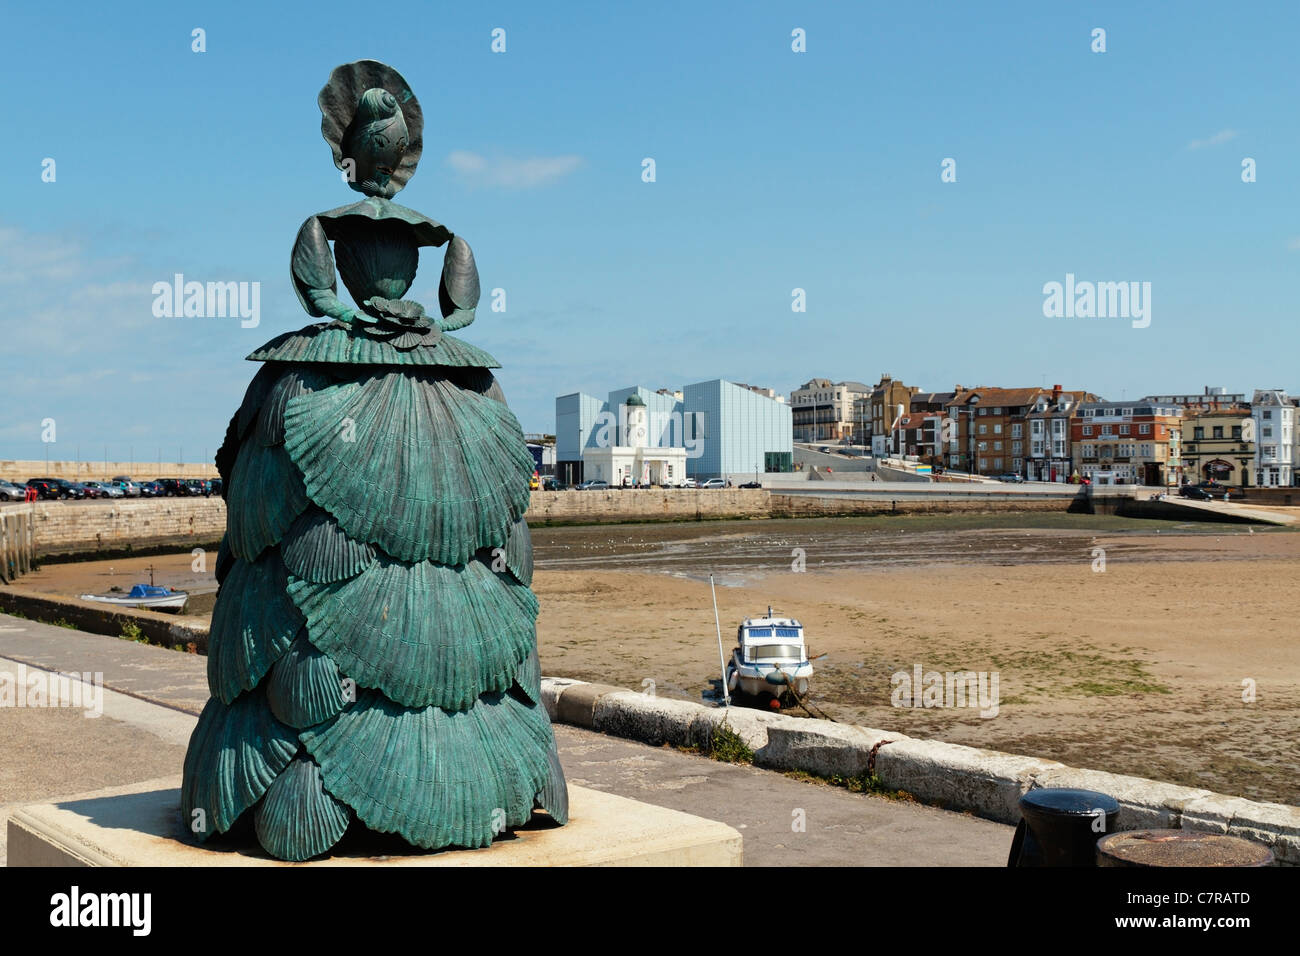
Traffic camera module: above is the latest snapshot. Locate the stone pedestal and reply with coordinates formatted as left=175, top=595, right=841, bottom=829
left=7, top=776, right=742, bottom=867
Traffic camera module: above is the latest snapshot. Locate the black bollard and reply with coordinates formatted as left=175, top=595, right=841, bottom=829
left=1007, top=787, right=1120, bottom=867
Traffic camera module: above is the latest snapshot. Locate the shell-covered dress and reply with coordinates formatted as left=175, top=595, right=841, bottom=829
left=179, top=193, right=567, bottom=862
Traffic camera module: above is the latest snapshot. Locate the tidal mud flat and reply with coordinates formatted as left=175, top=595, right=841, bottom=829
left=529, top=515, right=1300, bottom=807
left=11, top=514, right=1299, bottom=806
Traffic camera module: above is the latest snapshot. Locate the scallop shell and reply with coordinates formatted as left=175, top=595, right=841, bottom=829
left=258, top=367, right=332, bottom=446
left=513, top=645, right=541, bottom=705
left=280, top=509, right=376, bottom=584
left=226, top=438, right=309, bottom=562
left=536, top=739, right=569, bottom=825
left=181, top=688, right=298, bottom=840
left=247, top=325, right=499, bottom=368
left=236, top=362, right=285, bottom=439
left=287, top=556, right=537, bottom=710
left=300, top=689, right=553, bottom=850
left=266, top=634, right=349, bottom=729
left=254, top=756, right=351, bottom=862
left=207, top=550, right=304, bottom=704
left=477, top=514, right=532, bottom=587
left=440, top=236, right=479, bottom=311
left=282, top=370, right=533, bottom=565
left=215, top=534, right=234, bottom=587
left=215, top=413, right=239, bottom=496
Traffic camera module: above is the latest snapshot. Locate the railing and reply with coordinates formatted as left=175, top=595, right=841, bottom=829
left=0, top=504, right=35, bottom=584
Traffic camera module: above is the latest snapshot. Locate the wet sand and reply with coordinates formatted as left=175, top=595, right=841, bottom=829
left=13, top=515, right=1300, bottom=805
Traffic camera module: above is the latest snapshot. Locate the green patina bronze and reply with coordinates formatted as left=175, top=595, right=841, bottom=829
left=180, top=60, right=568, bottom=861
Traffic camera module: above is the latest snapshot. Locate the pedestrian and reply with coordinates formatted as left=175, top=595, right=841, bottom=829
left=1224, top=491, right=1230, bottom=503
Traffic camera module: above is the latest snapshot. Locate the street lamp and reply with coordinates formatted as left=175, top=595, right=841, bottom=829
left=956, top=394, right=980, bottom=480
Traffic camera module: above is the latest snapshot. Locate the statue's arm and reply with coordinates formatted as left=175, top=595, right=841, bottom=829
left=291, top=216, right=355, bottom=322
left=436, top=235, right=479, bottom=331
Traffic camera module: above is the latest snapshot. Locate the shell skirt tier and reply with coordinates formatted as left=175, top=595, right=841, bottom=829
left=181, top=332, right=567, bottom=862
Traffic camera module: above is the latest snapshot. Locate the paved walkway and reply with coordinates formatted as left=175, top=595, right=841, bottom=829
left=0, top=612, right=1011, bottom=865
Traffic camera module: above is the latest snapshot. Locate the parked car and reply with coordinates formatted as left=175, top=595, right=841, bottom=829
left=138, top=480, right=163, bottom=497
left=818, top=446, right=831, bottom=454
left=90, top=481, right=123, bottom=498
left=539, top=476, right=564, bottom=491
left=1196, top=483, right=1231, bottom=500
left=995, top=474, right=1025, bottom=483
left=0, top=480, right=27, bottom=501
left=739, top=481, right=762, bottom=489
left=25, top=479, right=62, bottom=500
left=46, top=478, right=87, bottom=499
left=700, top=478, right=727, bottom=489
left=679, top=478, right=698, bottom=488
left=154, top=478, right=190, bottom=496
left=109, top=477, right=141, bottom=497
left=210, top=478, right=223, bottom=496
left=73, top=482, right=103, bottom=499
left=576, top=480, right=609, bottom=491
left=186, top=479, right=212, bottom=497
left=1179, top=484, right=1213, bottom=501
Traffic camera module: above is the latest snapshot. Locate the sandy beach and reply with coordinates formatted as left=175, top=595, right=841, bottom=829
left=11, top=514, right=1299, bottom=806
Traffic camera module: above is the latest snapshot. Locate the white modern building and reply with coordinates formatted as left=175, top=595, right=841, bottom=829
left=556, top=380, right=793, bottom=483
left=1251, top=389, right=1298, bottom=486
left=580, top=394, right=688, bottom=487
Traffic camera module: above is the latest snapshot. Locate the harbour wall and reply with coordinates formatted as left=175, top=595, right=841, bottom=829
left=1, top=460, right=220, bottom=483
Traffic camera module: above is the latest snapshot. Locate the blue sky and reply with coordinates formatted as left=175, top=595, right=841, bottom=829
left=2, top=0, right=1297, bottom=463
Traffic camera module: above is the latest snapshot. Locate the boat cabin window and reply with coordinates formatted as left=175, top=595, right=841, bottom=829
left=773, top=627, right=800, bottom=638
left=747, top=627, right=773, bottom=637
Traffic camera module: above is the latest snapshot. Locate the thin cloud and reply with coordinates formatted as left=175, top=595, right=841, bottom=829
left=1187, top=129, right=1238, bottom=150
left=1287, top=237, right=1300, bottom=252
left=445, top=150, right=583, bottom=189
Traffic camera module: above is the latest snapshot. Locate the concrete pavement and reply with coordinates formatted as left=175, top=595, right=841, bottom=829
left=0, top=612, right=1011, bottom=865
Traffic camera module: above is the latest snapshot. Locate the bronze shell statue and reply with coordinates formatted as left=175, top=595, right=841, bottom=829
left=180, top=60, right=568, bottom=861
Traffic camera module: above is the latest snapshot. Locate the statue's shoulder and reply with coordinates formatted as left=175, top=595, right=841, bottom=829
left=313, top=197, right=452, bottom=246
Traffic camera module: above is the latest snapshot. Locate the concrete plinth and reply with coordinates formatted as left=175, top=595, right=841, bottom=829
left=7, top=776, right=742, bottom=867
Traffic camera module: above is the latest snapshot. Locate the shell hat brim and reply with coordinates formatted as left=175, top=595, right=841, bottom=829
left=318, top=60, right=423, bottom=193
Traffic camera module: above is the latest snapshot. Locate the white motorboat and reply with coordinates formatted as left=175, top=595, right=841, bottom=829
left=80, top=583, right=188, bottom=612
left=725, top=607, right=814, bottom=706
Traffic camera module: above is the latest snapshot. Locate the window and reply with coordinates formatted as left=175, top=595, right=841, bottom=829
left=1232, top=426, right=1242, bottom=440
left=1212, top=426, right=1223, bottom=439
left=994, top=423, right=1003, bottom=434
left=1121, top=425, right=1130, bottom=435
left=977, top=441, right=988, bottom=452
left=1013, top=458, right=1022, bottom=470
left=1031, top=420, right=1043, bottom=435
left=994, top=458, right=1003, bottom=469
left=992, top=408, right=1003, bottom=414
left=1263, top=410, right=1272, bottom=420
left=978, top=408, right=987, bottom=416
left=1083, top=425, right=1092, bottom=436
left=1011, top=423, right=1023, bottom=438
left=1263, top=426, right=1273, bottom=438
left=1052, top=420, right=1065, bottom=435
left=1140, top=424, right=1151, bottom=435
left=1012, top=441, right=1022, bottom=454
left=978, top=424, right=987, bottom=435
left=994, top=441, right=1002, bottom=451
